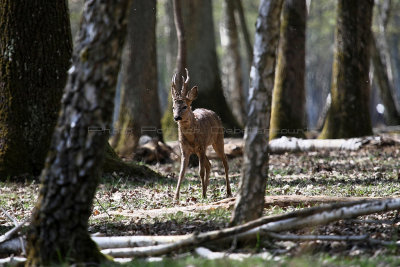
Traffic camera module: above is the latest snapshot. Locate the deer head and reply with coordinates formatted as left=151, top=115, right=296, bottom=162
left=171, top=68, right=198, bottom=122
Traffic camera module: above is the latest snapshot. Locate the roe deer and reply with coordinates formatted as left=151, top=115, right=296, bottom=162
left=171, top=69, right=232, bottom=200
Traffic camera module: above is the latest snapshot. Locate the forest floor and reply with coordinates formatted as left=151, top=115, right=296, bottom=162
left=1, top=139, right=400, bottom=266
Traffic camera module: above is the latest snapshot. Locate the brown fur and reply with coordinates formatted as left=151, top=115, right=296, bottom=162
left=171, top=69, right=232, bottom=200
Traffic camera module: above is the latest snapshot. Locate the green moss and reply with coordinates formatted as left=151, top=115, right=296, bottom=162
left=161, top=93, right=178, bottom=141
left=103, top=143, right=163, bottom=179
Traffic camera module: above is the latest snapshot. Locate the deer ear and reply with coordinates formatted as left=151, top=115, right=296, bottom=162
left=186, top=86, right=198, bottom=101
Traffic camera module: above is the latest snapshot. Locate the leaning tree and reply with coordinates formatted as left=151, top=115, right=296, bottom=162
left=0, top=0, right=72, bottom=177
left=26, top=0, right=131, bottom=265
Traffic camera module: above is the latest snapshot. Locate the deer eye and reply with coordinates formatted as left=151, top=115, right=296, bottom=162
left=182, top=106, right=187, bottom=110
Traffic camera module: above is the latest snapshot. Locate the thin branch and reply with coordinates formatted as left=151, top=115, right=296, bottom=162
left=265, top=232, right=400, bottom=247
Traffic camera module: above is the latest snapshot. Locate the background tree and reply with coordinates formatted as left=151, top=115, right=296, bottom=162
left=26, top=0, right=131, bottom=265
left=162, top=0, right=240, bottom=140
left=231, top=0, right=283, bottom=225
left=371, top=34, right=400, bottom=125
left=0, top=1, right=72, bottom=177
left=269, top=0, right=307, bottom=139
left=319, top=0, right=374, bottom=139
left=220, top=0, right=246, bottom=126
left=111, top=0, right=163, bottom=157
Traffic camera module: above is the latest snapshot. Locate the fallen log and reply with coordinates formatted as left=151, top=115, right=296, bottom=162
left=101, top=198, right=400, bottom=258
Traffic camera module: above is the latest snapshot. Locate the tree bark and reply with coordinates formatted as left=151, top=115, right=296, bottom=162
left=0, top=1, right=72, bottom=177
left=370, top=34, right=400, bottom=125
left=112, top=0, right=163, bottom=157
left=26, top=0, right=131, bottom=265
left=162, top=0, right=240, bottom=140
left=220, top=0, right=246, bottom=126
left=319, top=0, right=374, bottom=139
left=269, top=0, right=307, bottom=140
left=231, top=0, right=284, bottom=225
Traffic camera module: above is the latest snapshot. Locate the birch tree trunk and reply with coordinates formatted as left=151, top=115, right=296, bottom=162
left=269, top=0, right=307, bottom=140
left=26, top=0, right=131, bottom=265
left=231, top=0, right=283, bottom=225
left=112, top=0, right=162, bottom=157
left=0, top=1, right=72, bottom=177
left=319, top=0, right=374, bottom=139
left=220, top=0, right=246, bottom=126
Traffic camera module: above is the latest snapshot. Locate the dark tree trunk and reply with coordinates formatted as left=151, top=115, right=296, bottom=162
left=26, top=0, right=131, bottom=265
left=231, top=0, right=283, bottom=225
left=319, top=0, right=374, bottom=139
left=220, top=0, right=246, bottom=126
left=162, top=0, right=240, bottom=140
left=269, top=0, right=307, bottom=139
left=112, top=0, right=162, bottom=157
left=0, top=1, right=72, bottom=177
left=370, top=34, right=400, bottom=125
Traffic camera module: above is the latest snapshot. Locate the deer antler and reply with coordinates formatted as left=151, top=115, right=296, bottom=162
left=171, top=73, right=178, bottom=98
left=181, top=68, right=190, bottom=97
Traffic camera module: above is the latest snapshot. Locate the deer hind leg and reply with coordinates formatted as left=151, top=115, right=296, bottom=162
left=175, top=151, right=190, bottom=200
left=198, top=152, right=207, bottom=198
left=205, top=155, right=211, bottom=187
left=212, top=140, right=232, bottom=197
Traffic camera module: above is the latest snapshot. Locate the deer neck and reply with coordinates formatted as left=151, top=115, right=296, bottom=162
left=178, top=110, right=197, bottom=140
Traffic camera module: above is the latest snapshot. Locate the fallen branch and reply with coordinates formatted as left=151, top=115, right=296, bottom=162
left=268, top=136, right=394, bottom=153
left=265, top=232, right=400, bottom=247
left=93, top=235, right=187, bottom=249
left=101, top=198, right=400, bottom=258
left=0, top=256, right=26, bottom=265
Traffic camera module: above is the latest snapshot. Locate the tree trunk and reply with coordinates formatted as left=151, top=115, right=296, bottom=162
left=161, top=0, right=186, bottom=141
left=220, top=0, right=246, bottom=126
left=269, top=0, right=307, bottom=140
left=162, top=0, right=240, bottom=140
left=26, top=0, right=131, bottom=265
left=231, top=0, right=283, bottom=225
left=112, top=0, right=162, bottom=157
left=234, top=0, right=253, bottom=66
left=0, top=1, right=72, bottom=177
left=370, top=34, right=400, bottom=125
left=319, top=0, right=374, bottom=139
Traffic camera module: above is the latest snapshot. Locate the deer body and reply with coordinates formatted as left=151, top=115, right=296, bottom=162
left=172, top=69, right=232, bottom=200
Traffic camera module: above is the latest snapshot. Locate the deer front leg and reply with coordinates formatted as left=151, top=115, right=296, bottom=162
left=175, top=151, right=189, bottom=200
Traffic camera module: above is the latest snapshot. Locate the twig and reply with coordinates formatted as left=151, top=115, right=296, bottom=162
left=0, top=218, right=29, bottom=243
left=0, top=207, right=18, bottom=225
left=95, top=196, right=111, bottom=218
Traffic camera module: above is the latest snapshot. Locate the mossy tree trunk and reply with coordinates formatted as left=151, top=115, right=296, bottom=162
left=220, top=0, right=246, bottom=126
left=162, top=0, right=240, bottom=140
left=231, top=0, right=283, bottom=225
left=26, top=0, right=131, bottom=265
left=111, top=0, right=162, bottom=157
left=0, top=1, right=72, bottom=177
left=269, top=0, right=306, bottom=140
left=319, top=0, right=374, bottom=139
